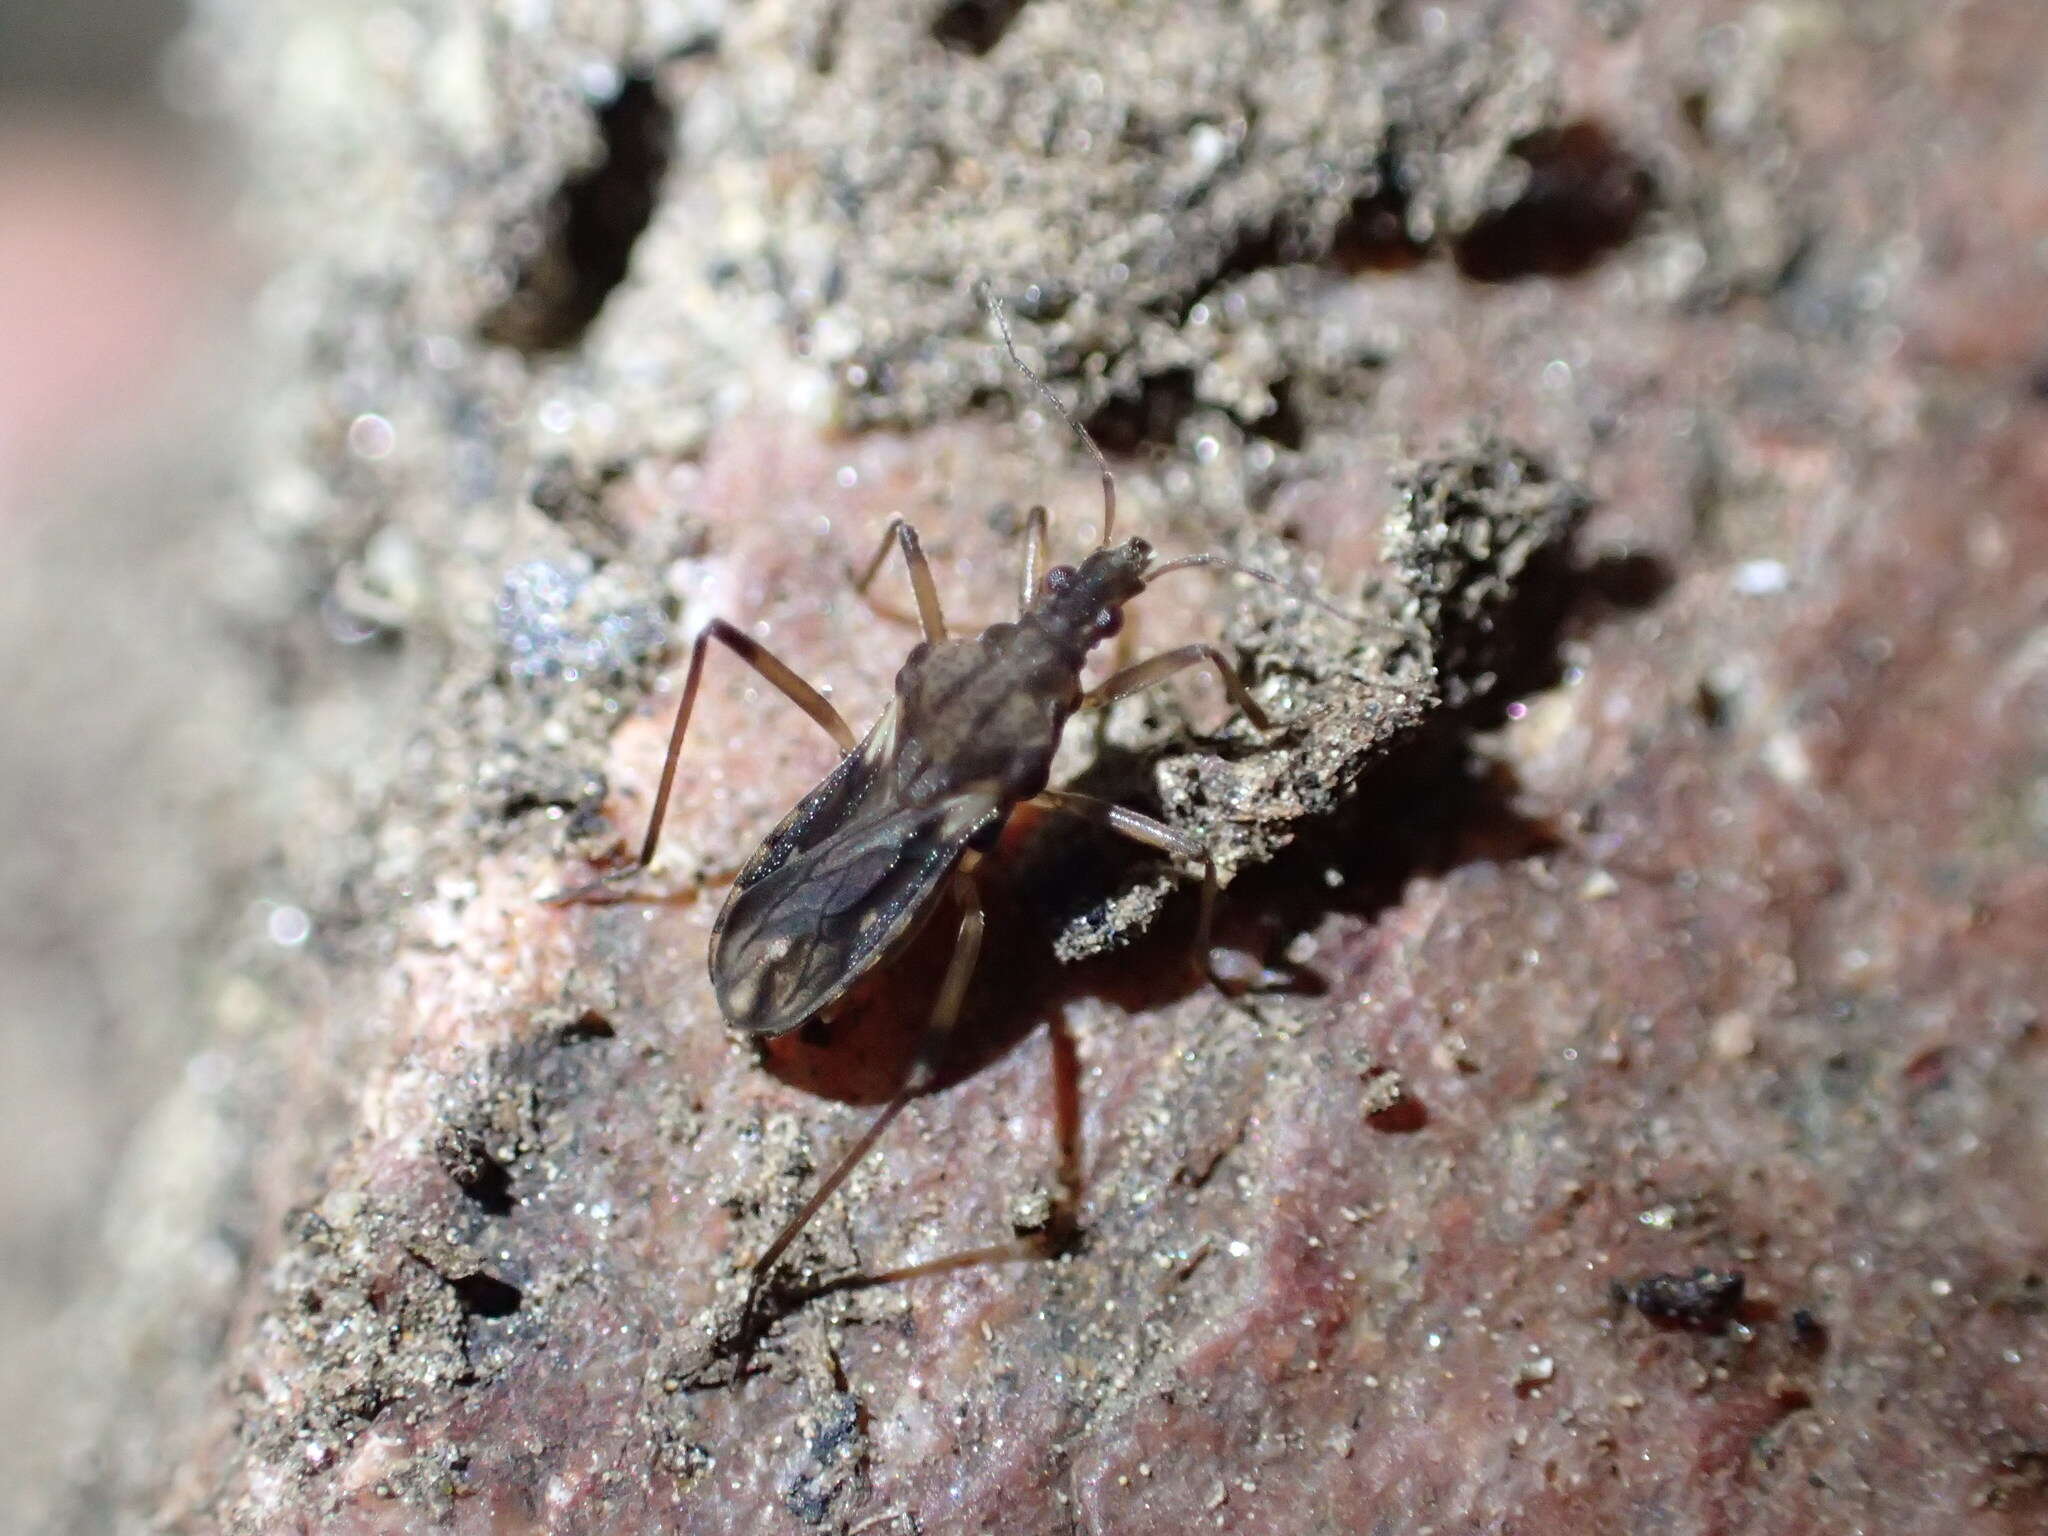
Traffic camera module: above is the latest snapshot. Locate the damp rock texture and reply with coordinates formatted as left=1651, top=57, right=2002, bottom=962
left=33, top=1, right=2048, bottom=1533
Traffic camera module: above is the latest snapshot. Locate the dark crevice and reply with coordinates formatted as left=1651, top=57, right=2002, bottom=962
left=479, top=72, right=674, bottom=353
left=449, top=1271, right=526, bottom=1318
left=1453, top=120, right=1651, bottom=283
left=438, top=1131, right=516, bottom=1216
left=1080, top=360, right=1302, bottom=454
left=559, top=1008, right=618, bottom=1044
left=931, top=0, right=1033, bottom=56
left=1201, top=217, right=1295, bottom=297
left=1579, top=548, right=1676, bottom=612
left=500, top=789, right=587, bottom=822
left=1082, top=366, right=1198, bottom=455
left=1331, top=152, right=1428, bottom=272
left=1246, top=376, right=1307, bottom=449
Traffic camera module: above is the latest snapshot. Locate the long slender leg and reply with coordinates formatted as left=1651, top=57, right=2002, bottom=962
left=543, top=619, right=855, bottom=904
left=1030, top=788, right=1223, bottom=977
left=742, top=870, right=986, bottom=1331
left=1080, top=643, right=1273, bottom=731
left=787, top=995, right=1083, bottom=1306
left=1016, top=504, right=1049, bottom=615
left=850, top=515, right=948, bottom=642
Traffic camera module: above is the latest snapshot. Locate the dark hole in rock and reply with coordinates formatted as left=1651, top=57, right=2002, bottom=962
left=1995, top=1272, right=2046, bottom=1316
left=1580, top=548, right=1674, bottom=611
left=499, top=789, right=586, bottom=821
left=1790, top=1308, right=1829, bottom=1353
left=1246, top=376, right=1307, bottom=449
left=1205, top=218, right=1290, bottom=293
left=440, top=1132, right=516, bottom=1216
left=1678, top=89, right=1713, bottom=139
left=479, top=72, right=673, bottom=353
left=526, top=456, right=587, bottom=521
left=1011, top=279, right=1073, bottom=322
left=559, top=1008, right=617, bottom=1043
left=1454, top=120, right=1651, bottom=283
left=1366, top=1091, right=1429, bottom=1134
left=1987, top=1445, right=2048, bottom=1508
left=1695, top=673, right=1738, bottom=732
left=1083, top=366, right=1197, bottom=456
left=1331, top=157, right=1428, bottom=272
left=449, top=1271, right=524, bottom=1318
left=931, top=0, right=1032, bottom=55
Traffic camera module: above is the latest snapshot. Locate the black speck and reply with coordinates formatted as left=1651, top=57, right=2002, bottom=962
left=1790, top=1307, right=1829, bottom=1353
left=1626, top=1266, right=1745, bottom=1332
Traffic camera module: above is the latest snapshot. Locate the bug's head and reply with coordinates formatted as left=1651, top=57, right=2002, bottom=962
left=1037, top=537, right=1151, bottom=646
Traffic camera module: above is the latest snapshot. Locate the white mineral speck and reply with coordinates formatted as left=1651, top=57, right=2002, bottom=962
left=1732, top=558, right=1789, bottom=595
left=346, top=413, right=394, bottom=459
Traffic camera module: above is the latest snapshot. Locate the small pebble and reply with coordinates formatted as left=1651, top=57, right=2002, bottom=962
left=1710, top=1011, right=1756, bottom=1059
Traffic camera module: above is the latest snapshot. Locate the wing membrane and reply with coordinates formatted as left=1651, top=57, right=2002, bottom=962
left=711, top=720, right=1002, bottom=1037
left=728, top=707, right=900, bottom=892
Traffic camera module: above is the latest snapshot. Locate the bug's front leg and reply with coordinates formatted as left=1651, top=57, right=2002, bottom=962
left=542, top=619, right=854, bottom=904
left=1079, top=643, right=1273, bottom=732
left=849, top=515, right=948, bottom=642
left=1016, top=503, right=1048, bottom=614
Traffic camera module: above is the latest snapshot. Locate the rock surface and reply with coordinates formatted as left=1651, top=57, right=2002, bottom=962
left=28, top=0, right=2048, bottom=1532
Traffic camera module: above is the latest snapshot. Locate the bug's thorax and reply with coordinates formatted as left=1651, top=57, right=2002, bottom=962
left=879, top=539, right=1153, bottom=810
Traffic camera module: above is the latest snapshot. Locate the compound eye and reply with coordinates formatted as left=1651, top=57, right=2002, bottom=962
left=1094, top=607, right=1123, bottom=638
left=1042, top=564, right=1078, bottom=595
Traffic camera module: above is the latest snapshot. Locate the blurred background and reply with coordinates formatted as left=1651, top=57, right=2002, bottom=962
left=1, top=0, right=252, bottom=1518
left=1, top=1, right=208, bottom=501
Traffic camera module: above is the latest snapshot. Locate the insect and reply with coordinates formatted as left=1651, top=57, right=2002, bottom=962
left=549, top=296, right=1313, bottom=1341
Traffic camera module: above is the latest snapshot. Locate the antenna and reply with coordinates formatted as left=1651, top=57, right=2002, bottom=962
left=983, top=285, right=1118, bottom=547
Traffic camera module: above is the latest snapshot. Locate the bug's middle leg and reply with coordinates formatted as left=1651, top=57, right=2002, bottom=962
left=850, top=515, right=948, bottom=642
left=1030, top=788, right=1225, bottom=980
left=1079, top=643, right=1273, bottom=731
left=742, top=869, right=986, bottom=1330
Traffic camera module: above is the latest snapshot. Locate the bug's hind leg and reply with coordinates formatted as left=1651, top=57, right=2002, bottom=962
left=1079, top=643, right=1273, bottom=732
left=1030, top=788, right=1229, bottom=986
left=543, top=619, right=855, bottom=904
left=740, top=870, right=986, bottom=1339
left=850, top=515, right=948, bottom=642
